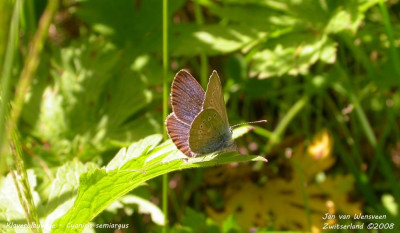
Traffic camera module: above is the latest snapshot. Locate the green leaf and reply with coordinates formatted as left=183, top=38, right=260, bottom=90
left=119, top=195, right=164, bottom=225
left=205, top=0, right=369, bottom=80
left=250, top=33, right=336, bottom=78
left=106, top=134, right=162, bottom=171
left=50, top=134, right=266, bottom=233
left=43, top=161, right=89, bottom=233
left=382, top=194, right=398, bottom=216
left=179, top=208, right=220, bottom=233
left=222, top=215, right=241, bottom=233
left=76, top=0, right=185, bottom=53
left=324, top=5, right=363, bottom=34
left=171, top=24, right=266, bottom=57
left=208, top=3, right=298, bottom=28
left=24, top=36, right=161, bottom=163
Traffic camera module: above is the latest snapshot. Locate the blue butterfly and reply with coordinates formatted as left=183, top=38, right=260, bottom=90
left=166, top=70, right=234, bottom=157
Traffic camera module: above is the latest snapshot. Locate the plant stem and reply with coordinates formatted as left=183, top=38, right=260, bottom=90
left=162, top=0, right=169, bottom=231
left=11, top=131, right=42, bottom=233
left=199, top=54, right=208, bottom=88
left=1, top=0, right=59, bottom=160
left=294, top=160, right=311, bottom=231
left=378, top=0, right=400, bottom=77
left=265, top=94, right=309, bottom=152
left=0, top=0, right=13, bottom=69
left=335, top=142, right=379, bottom=208
left=193, top=0, right=208, bottom=88
left=0, top=0, right=22, bottom=175
left=0, top=0, right=57, bottom=230
left=25, top=0, right=37, bottom=37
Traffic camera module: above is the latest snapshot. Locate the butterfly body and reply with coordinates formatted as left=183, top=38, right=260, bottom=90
left=166, top=70, right=235, bottom=157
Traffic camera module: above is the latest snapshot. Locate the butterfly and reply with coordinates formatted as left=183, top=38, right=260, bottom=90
left=166, top=70, right=266, bottom=157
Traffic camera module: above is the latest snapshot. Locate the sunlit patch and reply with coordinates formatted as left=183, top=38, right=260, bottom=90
left=308, top=129, right=333, bottom=160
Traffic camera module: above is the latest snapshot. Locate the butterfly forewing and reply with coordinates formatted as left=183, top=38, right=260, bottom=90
left=166, top=113, right=193, bottom=156
left=171, top=70, right=205, bottom=125
left=189, top=108, right=233, bottom=155
left=203, top=71, right=229, bottom=127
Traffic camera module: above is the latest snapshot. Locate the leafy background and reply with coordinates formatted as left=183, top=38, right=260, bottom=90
left=0, top=0, right=400, bottom=232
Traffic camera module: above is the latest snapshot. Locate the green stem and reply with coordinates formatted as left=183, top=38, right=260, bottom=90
left=25, top=0, right=37, bottom=37
left=1, top=0, right=58, bottom=159
left=294, top=160, right=311, bottom=231
left=368, top=107, right=395, bottom=179
left=199, top=54, right=208, bottom=88
left=1, top=0, right=56, bottom=230
left=162, top=0, right=169, bottom=141
left=11, top=131, right=41, bottom=233
left=378, top=0, right=400, bottom=77
left=0, top=0, right=22, bottom=175
left=162, top=0, right=169, bottom=231
left=0, top=0, right=13, bottom=69
left=335, top=142, right=379, bottom=208
left=265, top=94, right=309, bottom=152
left=193, top=0, right=208, bottom=88
left=349, top=93, right=377, bottom=146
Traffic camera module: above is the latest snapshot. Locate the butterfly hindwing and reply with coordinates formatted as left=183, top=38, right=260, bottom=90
left=171, top=70, right=205, bottom=125
left=166, top=113, right=193, bottom=157
left=189, top=108, right=233, bottom=155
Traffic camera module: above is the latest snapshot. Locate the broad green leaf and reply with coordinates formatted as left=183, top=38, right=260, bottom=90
left=202, top=0, right=371, bottom=80
left=250, top=34, right=336, bottom=78
left=43, top=161, right=90, bottom=233
left=324, top=4, right=363, bottom=34
left=23, top=36, right=160, bottom=163
left=171, top=24, right=266, bottom=57
left=50, top=134, right=266, bottom=233
left=106, top=134, right=162, bottom=171
left=208, top=3, right=298, bottom=27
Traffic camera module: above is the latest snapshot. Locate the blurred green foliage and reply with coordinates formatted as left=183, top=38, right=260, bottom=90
left=1, top=0, right=400, bottom=232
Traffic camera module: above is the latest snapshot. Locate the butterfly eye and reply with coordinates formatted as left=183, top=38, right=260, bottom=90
left=208, top=117, right=211, bottom=121
left=200, top=124, right=203, bottom=129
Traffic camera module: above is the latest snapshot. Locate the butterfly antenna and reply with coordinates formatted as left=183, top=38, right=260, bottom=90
left=232, top=120, right=267, bottom=129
